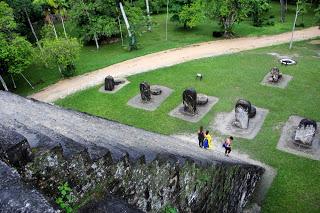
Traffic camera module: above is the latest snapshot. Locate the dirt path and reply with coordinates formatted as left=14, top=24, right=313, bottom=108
left=30, top=27, right=320, bottom=102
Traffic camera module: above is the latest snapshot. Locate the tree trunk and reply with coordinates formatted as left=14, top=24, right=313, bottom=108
left=223, top=18, right=233, bottom=38
left=60, top=14, right=67, bottom=38
left=94, top=34, right=100, bottom=50
left=48, top=14, right=58, bottom=38
left=289, top=4, right=299, bottom=49
left=117, top=16, right=124, bottom=46
left=20, top=73, right=34, bottom=89
left=145, top=0, right=151, bottom=31
left=24, top=8, right=43, bottom=51
left=285, top=0, right=288, bottom=11
left=0, top=75, right=9, bottom=91
left=183, top=22, right=187, bottom=29
left=10, top=74, right=16, bottom=89
left=81, top=0, right=99, bottom=50
left=280, top=0, right=286, bottom=22
left=119, top=2, right=132, bottom=37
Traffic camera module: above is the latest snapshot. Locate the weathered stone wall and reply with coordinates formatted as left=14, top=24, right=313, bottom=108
left=23, top=143, right=263, bottom=213
left=0, top=160, right=56, bottom=213
left=0, top=124, right=33, bottom=168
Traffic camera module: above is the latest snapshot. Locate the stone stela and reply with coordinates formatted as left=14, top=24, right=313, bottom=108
left=182, top=88, right=209, bottom=115
left=127, top=83, right=172, bottom=111
left=277, top=116, right=320, bottom=161
left=232, top=99, right=257, bottom=129
left=169, top=88, right=218, bottom=123
left=294, top=118, right=317, bottom=148
left=105, top=75, right=125, bottom=91
left=99, top=75, right=129, bottom=94
left=268, top=67, right=282, bottom=83
left=139, top=81, right=164, bottom=102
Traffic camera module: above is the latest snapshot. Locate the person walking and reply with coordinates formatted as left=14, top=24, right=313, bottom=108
left=197, top=126, right=205, bottom=148
left=203, top=130, right=213, bottom=149
left=223, top=136, right=233, bottom=156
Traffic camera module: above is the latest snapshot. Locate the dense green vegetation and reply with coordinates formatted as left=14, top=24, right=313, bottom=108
left=56, top=40, right=320, bottom=212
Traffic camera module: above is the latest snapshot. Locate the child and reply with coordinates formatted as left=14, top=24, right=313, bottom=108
left=203, top=130, right=212, bottom=149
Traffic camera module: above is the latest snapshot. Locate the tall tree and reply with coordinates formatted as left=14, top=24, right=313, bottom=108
left=171, top=0, right=193, bottom=29
left=177, top=0, right=205, bottom=29
left=41, top=37, right=81, bottom=77
left=205, top=0, right=251, bottom=37
left=5, top=0, right=43, bottom=44
left=249, top=0, right=271, bottom=27
left=33, top=0, right=59, bottom=38
left=69, top=0, right=119, bottom=49
left=0, top=2, right=34, bottom=90
left=289, top=0, right=308, bottom=49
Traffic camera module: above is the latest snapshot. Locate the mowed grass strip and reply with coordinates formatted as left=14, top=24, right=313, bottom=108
left=56, top=40, right=320, bottom=212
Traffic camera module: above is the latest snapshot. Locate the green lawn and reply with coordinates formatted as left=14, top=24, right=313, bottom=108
left=7, top=2, right=318, bottom=96
left=56, top=39, right=320, bottom=212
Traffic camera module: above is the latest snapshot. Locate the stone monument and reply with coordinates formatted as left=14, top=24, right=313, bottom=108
left=233, top=99, right=256, bottom=129
left=268, top=67, right=282, bottom=83
left=105, top=76, right=115, bottom=91
left=197, top=94, right=209, bottom=105
left=294, top=118, right=317, bottom=147
left=139, top=82, right=151, bottom=101
left=104, top=76, right=125, bottom=91
left=183, top=88, right=197, bottom=114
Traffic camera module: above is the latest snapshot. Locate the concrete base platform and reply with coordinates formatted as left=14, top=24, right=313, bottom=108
left=260, top=74, right=293, bottom=89
left=211, top=107, right=269, bottom=139
left=127, top=85, right=173, bottom=111
left=99, top=79, right=130, bottom=94
left=168, top=96, right=219, bottom=123
left=277, top=115, right=320, bottom=161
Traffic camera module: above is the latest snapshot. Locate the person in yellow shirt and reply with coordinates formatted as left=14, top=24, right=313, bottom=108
left=203, top=130, right=214, bottom=149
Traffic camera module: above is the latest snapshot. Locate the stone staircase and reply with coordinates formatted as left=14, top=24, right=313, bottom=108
left=0, top=91, right=264, bottom=212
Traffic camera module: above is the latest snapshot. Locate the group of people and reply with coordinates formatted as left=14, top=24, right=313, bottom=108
left=197, top=126, right=233, bottom=156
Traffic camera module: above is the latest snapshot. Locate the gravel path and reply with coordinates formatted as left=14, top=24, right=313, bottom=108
left=30, top=27, right=320, bottom=102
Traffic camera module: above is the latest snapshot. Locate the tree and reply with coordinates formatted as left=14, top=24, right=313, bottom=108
left=296, top=0, right=307, bottom=26
left=69, top=0, right=119, bottom=49
left=249, top=0, right=271, bottom=27
left=4, top=0, right=43, bottom=44
left=178, top=0, right=205, bottom=29
left=41, top=37, right=81, bottom=77
left=289, top=0, right=305, bottom=49
left=0, top=2, right=34, bottom=90
left=205, top=0, right=251, bottom=37
left=33, top=0, right=59, bottom=38
left=171, top=0, right=193, bottom=29
left=0, top=36, right=34, bottom=75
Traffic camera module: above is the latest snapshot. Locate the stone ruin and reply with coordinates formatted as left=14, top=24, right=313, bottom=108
left=183, top=88, right=197, bottom=114
left=140, top=82, right=151, bottom=101
left=233, top=99, right=257, bottom=129
left=139, top=81, right=162, bottom=102
left=294, top=118, right=318, bottom=148
left=182, top=88, right=209, bottom=115
left=104, top=75, right=125, bottom=91
left=0, top=91, right=264, bottom=212
left=268, top=67, right=282, bottom=83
